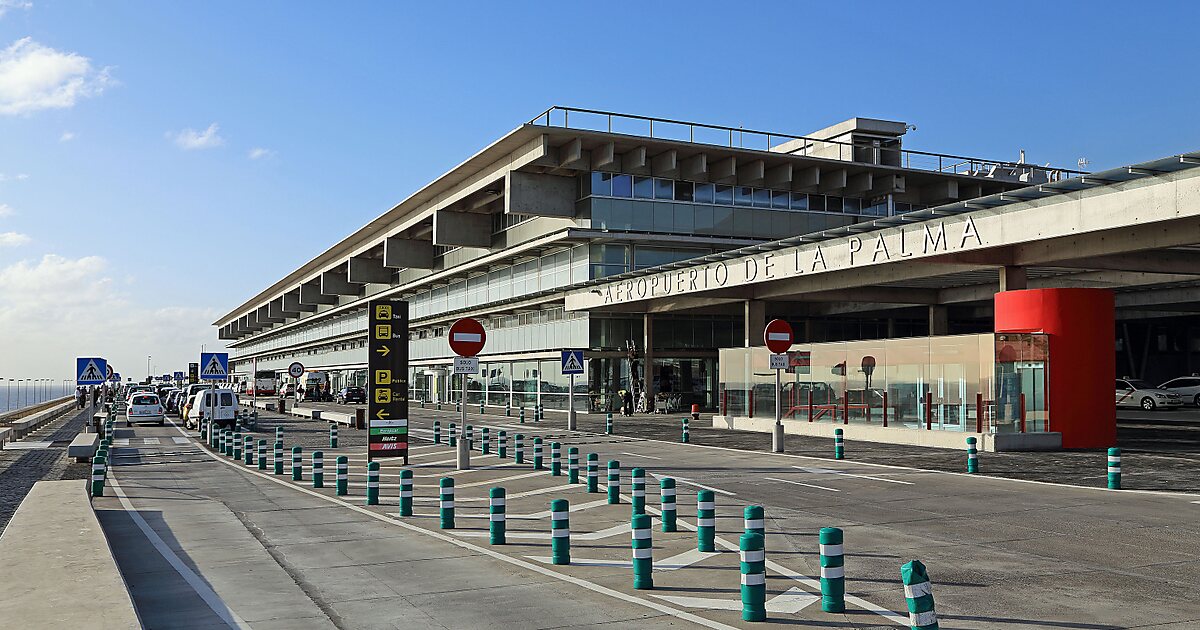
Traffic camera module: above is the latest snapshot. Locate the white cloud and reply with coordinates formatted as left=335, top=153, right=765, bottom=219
left=169, top=122, right=225, bottom=150
left=0, top=231, right=29, bottom=246
left=248, top=147, right=275, bottom=160
left=0, top=202, right=14, bottom=217
left=0, top=37, right=114, bottom=115
left=0, top=254, right=224, bottom=376
left=0, top=1, right=33, bottom=20
left=0, top=173, right=29, bottom=182
left=59, top=130, right=74, bottom=142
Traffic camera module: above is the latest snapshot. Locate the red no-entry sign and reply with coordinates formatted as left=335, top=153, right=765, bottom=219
left=764, top=319, right=794, bottom=354
left=448, top=318, right=486, bottom=357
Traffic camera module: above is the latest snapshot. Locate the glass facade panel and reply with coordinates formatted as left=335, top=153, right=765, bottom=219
left=714, top=184, right=733, bottom=205
left=633, top=176, right=654, bottom=199
left=590, top=171, right=612, bottom=197
left=753, top=188, right=771, bottom=208
left=654, top=178, right=674, bottom=199
left=694, top=183, right=715, bottom=204
left=612, top=174, right=633, bottom=197
left=735, top=186, right=754, bottom=206
left=674, top=180, right=694, bottom=202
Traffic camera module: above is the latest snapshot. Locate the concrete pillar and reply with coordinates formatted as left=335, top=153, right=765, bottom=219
left=743, top=301, right=766, bottom=347
left=886, top=318, right=897, bottom=338
left=928, top=305, right=949, bottom=336
left=643, top=314, right=655, bottom=411
left=999, top=266, right=1028, bottom=292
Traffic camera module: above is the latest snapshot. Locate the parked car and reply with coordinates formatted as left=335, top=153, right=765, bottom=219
left=1157, top=375, right=1200, bottom=407
left=186, top=388, right=240, bottom=430
left=126, top=393, right=165, bottom=426
left=336, top=386, right=366, bottom=405
left=1115, top=378, right=1183, bottom=410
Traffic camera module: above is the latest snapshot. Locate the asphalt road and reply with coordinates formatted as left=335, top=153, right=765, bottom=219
left=93, top=406, right=1200, bottom=629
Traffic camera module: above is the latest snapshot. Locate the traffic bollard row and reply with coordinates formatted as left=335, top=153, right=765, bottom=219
left=489, top=487, right=506, bottom=544
left=498, top=430, right=508, bottom=459
left=606, top=412, right=613, bottom=434
left=244, top=436, right=253, bottom=465
left=275, top=426, right=283, bottom=442
left=233, top=432, right=242, bottom=461
left=257, top=439, right=266, bottom=470
left=966, top=437, right=979, bottom=473
left=901, top=560, right=939, bottom=629
left=336, top=456, right=348, bottom=495
left=439, top=478, right=455, bottom=528
left=697, top=490, right=716, bottom=552
left=744, top=505, right=764, bottom=545
left=632, top=513, right=653, bottom=589
left=533, top=437, right=544, bottom=470
left=550, top=499, right=570, bottom=564
left=834, top=428, right=845, bottom=460
left=520, top=407, right=526, bottom=424
left=273, top=441, right=284, bottom=475
left=682, top=417, right=690, bottom=443
left=292, top=446, right=303, bottom=480
left=329, top=423, right=338, bottom=449
left=740, top=532, right=766, bottom=622
left=366, top=462, right=380, bottom=505
left=551, top=442, right=561, bottom=476
left=631, top=467, right=646, bottom=515
left=660, top=477, right=677, bottom=532
left=515, top=434, right=525, bottom=464
left=607, top=460, right=621, bottom=504
left=568, top=447, right=579, bottom=484
left=90, top=456, right=106, bottom=497
left=482, top=427, right=490, bottom=455
left=399, top=469, right=413, bottom=516
left=586, top=453, right=599, bottom=493
left=465, top=425, right=474, bottom=449
left=449, top=423, right=457, bottom=447
left=433, top=421, right=441, bottom=444
left=1108, top=447, right=1121, bottom=489
left=312, top=451, right=324, bottom=488
left=819, top=527, right=845, bottom=613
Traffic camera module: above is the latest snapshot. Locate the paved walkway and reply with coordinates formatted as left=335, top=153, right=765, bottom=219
left=0, top=405, right=91, bottom=533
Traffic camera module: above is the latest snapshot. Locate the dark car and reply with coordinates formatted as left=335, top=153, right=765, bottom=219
left=337, top=386, right=366, bottom=405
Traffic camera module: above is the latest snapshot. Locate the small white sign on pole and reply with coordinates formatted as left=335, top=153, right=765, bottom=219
left=769, top=353, right=788, bottom=370
left=453, top=357, right=480, bottom=374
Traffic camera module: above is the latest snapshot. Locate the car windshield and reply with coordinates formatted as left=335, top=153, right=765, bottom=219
left=132, top=395, right=158, bottom=405
left=347, top=387, right=363, bottom=393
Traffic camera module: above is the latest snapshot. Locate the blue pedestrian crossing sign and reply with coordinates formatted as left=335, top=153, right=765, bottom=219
left=199, top=352, right=229, bottom=380
left=560, top=350, right=585, bottom=375
left=76, top=357, right=108, bottom=385
left=173, top=371, right=185, bottom=380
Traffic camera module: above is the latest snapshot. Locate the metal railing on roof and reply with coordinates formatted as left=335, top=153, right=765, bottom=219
left=528, top=106, right=1086, bottom=182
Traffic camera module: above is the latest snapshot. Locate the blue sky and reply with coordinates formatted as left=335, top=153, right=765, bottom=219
left=1, top=0, right=1198, bottom=379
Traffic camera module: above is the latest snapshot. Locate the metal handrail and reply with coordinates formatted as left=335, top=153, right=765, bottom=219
left=528, top=106, right=1087, bottom=180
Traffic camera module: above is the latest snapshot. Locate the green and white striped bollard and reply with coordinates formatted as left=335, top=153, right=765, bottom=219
left=834, top=428, right=845, bottom=460
left=465, top=425, right=473, bottom=449
left=966, top=437, right=978, bottom=473
left=244, top=436, right=253, bottom=465
left=433, top=421, right=441, bottom=444
left=218, top=430, right=226, bottom=455
left=273, top=441, right=284, bottom=475
left=519, top=407, right=526, bottom=424
left=489, top=487, right=505, bottom=544
left=586, top=453, right=599, bottom=493
left=498, top=430, right=507, bottom=459
left=329, top=423, right=338, bottom=448
left=312, top=451, right=324, bottom=488
left=537, top=404, right=544, bottom=422
left=1108, top=447, right=1121, bottom=489
left=568, top=447, right=579, bottom=484
left=819, top=527, right=845, bottom=612
left=336, top=456, right=348, bottom=496
left=481, top=427, right=490, bottom=455
left=631, top=467, right=646, bottom=515
left=901, top=560, right=938, bottom=629
left=744, top=505, right=764, bottom=544
left=291, top=446, right=302, bottom=481
left=632, top=513, right=653, bottom=589
left=606, top=412, right=613, bottom=434
left=275, top=426, right=283, bottom=442
left=257, top=439, right=266, bottom=470
left=607, top=460, right=621, bottom=504
left=533, top=437, right=544, bottom=470
left=232, top=432, right=242, bottom=460
left=439, top=477, right=454, bottom=528
left=740, top=531, right=767, bottom=622
left=365, top=461, right=379, bottom=505
left=697, top=489, right=716, bottom=552
left=200, top=420, right=208, bottom=443
left=514, top=434, right=525, bottom=464
left=550, top=442, right=561, bottom=476
left=550, top=498, right=569, bottom=564
left=479, top=400, right=484, bottom=415
left=399, top=469, right=413, bottom=516
left=90, top=456, right=105, bottom=497
left=660, top=477, right=676, bottom=532
left=682, top=417, right=690, bottom=443
left=505, top=403, right=511, bottom=417
left=449, top=423, right=457, bottom=447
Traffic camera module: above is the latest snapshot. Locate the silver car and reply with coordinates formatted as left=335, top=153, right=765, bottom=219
left=1157, top=376, right=1200, bottom=407
left=1115, top=378, right=1183, bottom=410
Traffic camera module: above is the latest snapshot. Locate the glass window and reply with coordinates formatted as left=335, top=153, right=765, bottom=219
left=694, top=183, right=715, bottom=204
left=753, top=188, right=771, bottom=208
left=590, top=172, right=612, bottom=197
left=220, top=393, right=234, bottom=406
left=612, top=174, right=633, bottom=197
left=826, top=196, right=843, bottom=212
left=674, top=180, right=694, bottom=202
left=771, top=190, right=790, bottom=209
left=790, top=192, right=808, bottom=211
left=808, top=194, right=826, bottom=212
left=714, top=184, right=733, bottom=205
left=735, top=186, right=754, bottom=206
left=654, top=178, right=673, bottom=199
left=633, top=176, right=654, bottom=199
left=843, top=197, right=861, bottom=214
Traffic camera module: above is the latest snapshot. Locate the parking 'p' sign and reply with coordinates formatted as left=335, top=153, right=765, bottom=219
left=448, top=318, right=486, bottom=357
left=764, top=319, right=794, bottom=354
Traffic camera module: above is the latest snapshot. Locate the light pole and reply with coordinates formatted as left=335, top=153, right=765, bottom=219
left=6, top=378, right=12, bottom=412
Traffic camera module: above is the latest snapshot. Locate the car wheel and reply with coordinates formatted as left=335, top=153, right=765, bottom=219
left=1194, top=394, right=1200, bottom=407
left=1140, top=397, right=1156, bottom=411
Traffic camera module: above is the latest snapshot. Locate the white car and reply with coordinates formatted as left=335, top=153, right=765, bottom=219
left=1115, top=378, right=1184, bottom=410
left=187, top=388, right=240, bottom=430
left=1158, top=376, right=1200, bottom=407
left=127, top=393, right=165, bottom=426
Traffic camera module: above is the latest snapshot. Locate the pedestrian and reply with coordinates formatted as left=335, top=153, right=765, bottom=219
left=622, top=388, right=633, bottom=417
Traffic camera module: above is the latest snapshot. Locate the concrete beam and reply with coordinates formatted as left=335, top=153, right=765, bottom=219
left=240, top=314, right=263, bottom=331
left=348, top=256, right=393, bottom=284
left=680, top=153, right=707, bottom=180
left=752, top=262, right=984, bottom=301
left=557, top=138, right=587, bottom=169
left=433, top=210, right=492, bottom=248
left=795, top=286, right=940, bottom=305
left=844, top=171, right=873, bottom=195
left=320, top=271, right=361, bottom=297
left=764, top=163, right=792, bottom=190
left=711, top=156, right=736, bottom=184
left=299, top=281, right=337, bottom=306
left=257, top=304, right=284, bottom=324
left=269, top=297, right=298, bottom=320
left=623, top=146, right=648, bottom=174
left=999, top=266, right=1028, bottom=291
left=1032, top=250, right=1200, bottom=275
left=921, top=180, right=959, bottom=204
left=818, top=169, right=847, bottom=192
left=384, top=237, right=435, bottom=269
left=1115, top=286, right=1200, bottom=308
left=594, top=142, right=617, bottom=171
left=737, top=160, right=765, bottom=186
left=871, top=174, right=905, bottom=195
left=793, top=166, right=820, bottom=191
left=651, top=150, right=678, bottom=178
left=506, top=171, right=576, bottom=218
left=283, top=291, right=311, bottom=314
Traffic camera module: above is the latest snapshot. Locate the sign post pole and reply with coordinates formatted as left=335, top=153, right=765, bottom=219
left=764, top=320, right=794, bottom=454
left=568, top=373, right=575, bottom=431
left=560, top=350, right=584, bottom=432
left=449, top=318, right=486, bottom=467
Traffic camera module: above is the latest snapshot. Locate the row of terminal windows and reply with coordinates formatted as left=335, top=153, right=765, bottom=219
left=583, top=172, right=896, bottom=216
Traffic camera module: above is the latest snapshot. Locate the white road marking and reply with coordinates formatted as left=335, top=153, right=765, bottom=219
left=520, top=498, right=612, bottom=519
left=114, top=439, right=130, bottom=446
left=793, top=465, right=914, bottom=485
left=457, top=470, right=545, bottom=488
left=621, top=452, right=663, bottom=460
left=764, top=476, right=840, bottom=492
left=652, top=587, right=819, bottom=614
left=144, top=437, right=161, bottom=445
left=106, top=475, right=252, bottom=629
left=527, top=549, right=718, bottom=571
left=172, top=437, right=191, bottom=445
left=649, top=473, right=735, bottom=496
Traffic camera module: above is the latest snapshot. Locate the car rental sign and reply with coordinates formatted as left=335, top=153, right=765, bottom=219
left=368, top=299, right=409, bottom=463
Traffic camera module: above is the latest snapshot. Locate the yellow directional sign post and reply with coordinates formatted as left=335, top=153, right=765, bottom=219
left=367, top=299, right=408, bottom=463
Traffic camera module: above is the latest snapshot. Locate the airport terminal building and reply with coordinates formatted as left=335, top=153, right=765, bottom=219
left=216, top=107, right=1200, bottom=449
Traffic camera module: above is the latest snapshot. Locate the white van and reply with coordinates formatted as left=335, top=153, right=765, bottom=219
left=187, top=388, right=240, bottom=430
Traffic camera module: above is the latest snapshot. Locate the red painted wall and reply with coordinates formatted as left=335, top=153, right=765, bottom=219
left=994, top=288, right=1116, bottom=448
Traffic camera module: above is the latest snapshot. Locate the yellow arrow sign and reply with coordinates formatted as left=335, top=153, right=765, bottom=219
left=376, top=346, right=391, bottom=357
left=375, top=409, right=390, bottom=419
